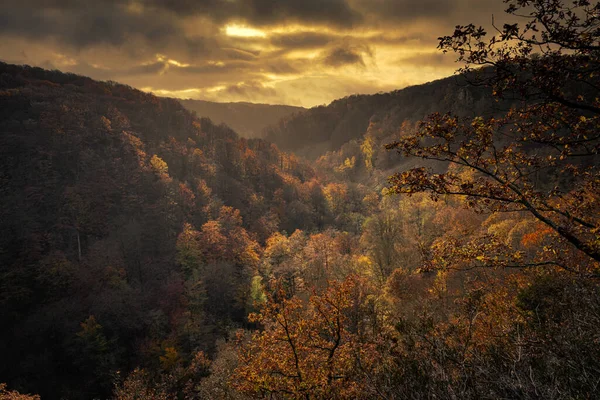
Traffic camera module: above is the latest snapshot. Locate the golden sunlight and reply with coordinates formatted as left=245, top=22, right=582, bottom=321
left=224, top=24, right=267, bottom=38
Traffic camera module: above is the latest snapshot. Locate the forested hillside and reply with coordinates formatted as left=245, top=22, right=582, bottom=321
left=178, top=99, right=304, bottom=139
left=263, top=72, right=502, bottom=160
left=0, top=62, right=357, bottom=398
left=1, top=1, right=599, bottom=399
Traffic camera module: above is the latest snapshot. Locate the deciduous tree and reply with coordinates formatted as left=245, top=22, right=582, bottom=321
left=386, top=0, right=600, bottom=275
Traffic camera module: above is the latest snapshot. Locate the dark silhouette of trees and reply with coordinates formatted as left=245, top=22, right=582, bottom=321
left=387, top=0, right=600, bottom=275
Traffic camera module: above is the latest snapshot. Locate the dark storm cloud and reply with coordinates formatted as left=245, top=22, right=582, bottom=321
left=0, top=0, right=362, bottom=60
left=0, top=2, right=183, bottom=49
left=0, top=0, right=509, bottom=106
left=350, top=0, right=505, bottom=27
left=145, top=0, right=228, bottom=15
left=143, top=0, right=497, bottom=28
left=324, top=47, right=365, bottom=68
left=0, top=0, right=361, bottom=39
left=144, top=0, right=362, bottom=27
left=235, top=0, right=361, bottom=28
left=270, top=32, right=336, bottom=50
left=0, top=1, right=502, bottom=51
left=353, top=0, right=454, bottom=22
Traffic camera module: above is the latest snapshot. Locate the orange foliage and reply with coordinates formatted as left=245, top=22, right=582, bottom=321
left=233, top=276, right=380, bottom=399
left=0, top=384, right=40, bottom=400
left=521, top=226, right=554, bottom=248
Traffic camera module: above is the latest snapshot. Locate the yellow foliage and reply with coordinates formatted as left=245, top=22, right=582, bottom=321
left=150, top=154, right=169, bottom=176
left=159, top=346, right=180, bottom=371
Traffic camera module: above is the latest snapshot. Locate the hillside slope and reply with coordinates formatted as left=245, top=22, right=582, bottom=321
left=0, top=62, right=322, bottom=399
left=263, top=73, right=504, bottom=159
left=179, top=99, right=304, bottom=139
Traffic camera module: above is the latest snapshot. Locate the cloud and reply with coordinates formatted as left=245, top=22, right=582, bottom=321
left=235, top=0, right=361, bottom=28
left=0, top=1, right=504, bottom=49
left=397, top=52, right=458, bottom=67
left=323, top=47, right=365, bottom=68
left=351, top=0, right=504, bottom=28
left=0, top=3, right=172, bottom=47
left=224, top=80, right=277, bottom=98
left=321, top=40, right=373, bottom=68
left=0, top=0, right=510, bottom=106
left=144, top=0, right=363, bottom=27
left=353, top=0, right=453, bottom=23
left=270, top=32, right=336, bottom=50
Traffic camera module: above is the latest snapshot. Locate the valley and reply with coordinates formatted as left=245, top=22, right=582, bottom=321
left=1, top=1, right=599, bottom=398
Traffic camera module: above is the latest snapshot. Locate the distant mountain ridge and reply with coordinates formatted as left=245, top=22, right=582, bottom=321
left=262, top=73, right=506, bottom=159
left=179, top=98, right=305, bottom=139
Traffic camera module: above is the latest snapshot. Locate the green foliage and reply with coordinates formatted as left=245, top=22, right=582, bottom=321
left=176, top=223, right=203, bottom=277
left=73, top=316, right=118, bottom=396
left=247, top=275, right=267, bottom=313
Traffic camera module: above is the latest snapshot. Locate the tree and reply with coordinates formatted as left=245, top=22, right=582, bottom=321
left=361, top=210, right=404, bottom=283
left=361, top=134, right=376, bottom=172
left=233, top=276, right=381, bottom=399
left=73, top=315, right=118, bottom=397
left=113, top=368, right=168, bottom=400
left=0, top=383, right=40, bottom=400
left=263, top=232, right=298, bottom=293
left=386, top=0, right=600, bottom=276
left=323, top=183, right=349, bottom=216
left=176, top=223, right=204, bottom=277
left=439, top=0, right=600, bottom=112
left=150, top=155, right=169, bottom=178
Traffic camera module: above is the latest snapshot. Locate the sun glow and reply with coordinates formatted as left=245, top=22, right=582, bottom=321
left=141, top=87, right=203, bottom=98
left=167, top=59, right=190, bottom=67
left=225, top=24, right=267, bottom=38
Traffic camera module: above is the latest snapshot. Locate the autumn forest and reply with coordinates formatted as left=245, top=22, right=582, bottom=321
left=1, top=0, right=600, bottom=399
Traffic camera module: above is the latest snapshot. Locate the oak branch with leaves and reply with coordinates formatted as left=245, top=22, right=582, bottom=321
left=386, top=0, right=600, bottom=276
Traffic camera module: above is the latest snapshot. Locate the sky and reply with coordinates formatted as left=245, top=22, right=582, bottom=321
left=0, top=0, right=509, bottom=107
